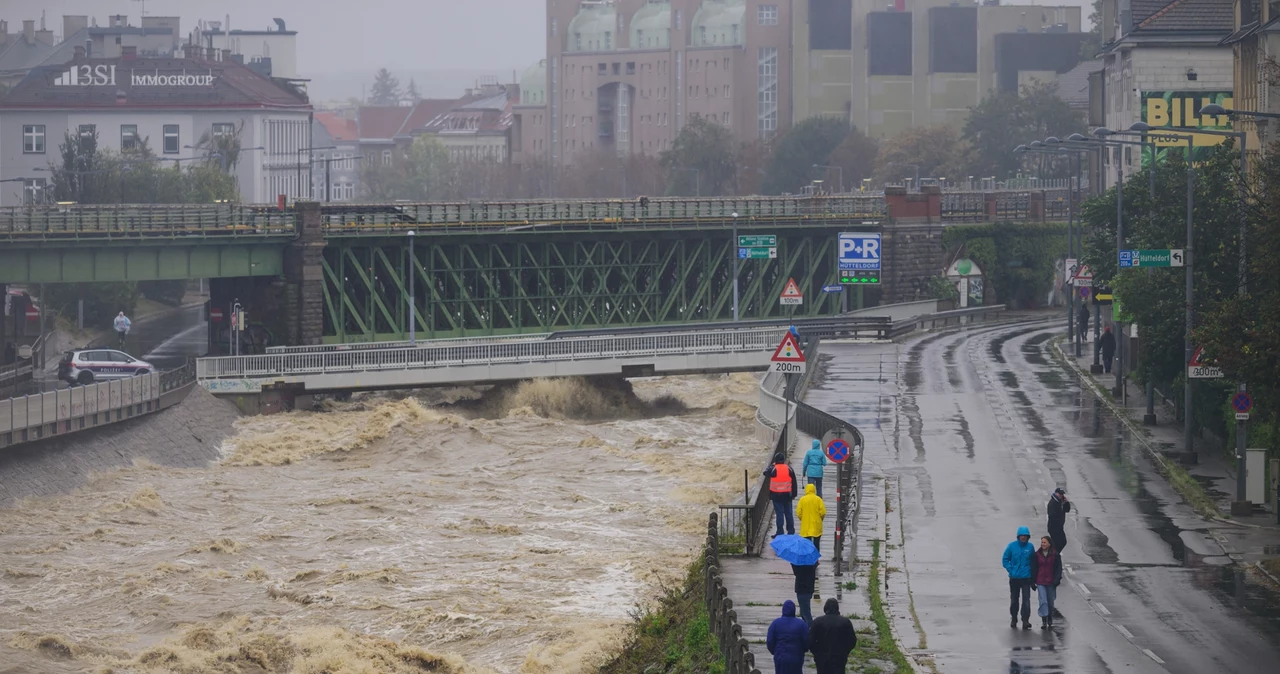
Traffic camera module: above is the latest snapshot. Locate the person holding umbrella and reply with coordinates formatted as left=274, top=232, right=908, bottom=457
left=767, top=600, right=809, bottom=674
left=772, top=534, right=820, bottom=626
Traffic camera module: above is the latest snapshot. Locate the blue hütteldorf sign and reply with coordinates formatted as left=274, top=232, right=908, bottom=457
left=838, top=232, right=881, bottom=285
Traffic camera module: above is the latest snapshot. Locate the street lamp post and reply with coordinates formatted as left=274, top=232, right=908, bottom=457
left=407, top=230, right=416, bottom=344
left=1016, top=143, right=1081, bottom=350
left=297, top=146, right=337, bottom=200
left=812, top=164, right=844, bottom=193
left=731, top=211, right=740, bottom=321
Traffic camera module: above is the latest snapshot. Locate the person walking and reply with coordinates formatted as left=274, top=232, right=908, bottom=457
left=796, top=483, right=826, bottom=553
left=113, top=312, right=132, bottom=347
left=1098, top=326, right=1116, bottom=374
left=791, top=560, right=817, bottom=626
left=802, top=439, right=827, bottom=497
left=1030, top=536, right=1063, bottom=629
left=1002, top=525, right=1035, bottom=629
left=765, top=452, right=797, bottom=538
left=766, top=599, right=810, bottom=674
left=809, top=598, right=857, bottom=674
left=1046, top=488, right=1071, bottom=555
left=1077, top=303, right=1091, bottom=344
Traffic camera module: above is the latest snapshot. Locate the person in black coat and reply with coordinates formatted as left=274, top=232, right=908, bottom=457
left=1098, top=327, right=1116, bottom=373
left=1077, top=303, right=1091, bottom=343
left=809, top=598, right=857, bottom=674
left=791, top=562, right=817, bottom=625
left=1047, top=488, right=1071, bottom=554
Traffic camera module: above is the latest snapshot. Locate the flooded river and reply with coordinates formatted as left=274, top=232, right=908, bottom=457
left=0, top=374, right=761, bottom=673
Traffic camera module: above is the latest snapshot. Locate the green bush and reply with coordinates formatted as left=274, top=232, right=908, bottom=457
left=42, top=282, right=138, bottom=329
left=138, top=280, right=188, bottom=306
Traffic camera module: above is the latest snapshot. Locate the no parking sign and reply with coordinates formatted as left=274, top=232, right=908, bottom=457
left=821, top=428, right=857, bottom=464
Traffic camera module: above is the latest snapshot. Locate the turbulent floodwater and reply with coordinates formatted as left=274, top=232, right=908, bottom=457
left=0, top=374, right=762, bottom=674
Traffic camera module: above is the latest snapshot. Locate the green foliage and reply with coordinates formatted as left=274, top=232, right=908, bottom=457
left=369, top=67, right=402, bottom=105
left=825, top=126, right=880, bottom=191
left=872, top=125, right=969, bottom=186
left=661, top=115, right=737, bottom=196
left=964, top=82, right=1086, bottom=180
left=921, top=276, right=959, bottom=302
left=599, top=558, right=724, bottom=674
left=762, top=117, right=849, bottom=194
left=406, top=78, right=422, bottom=103
left=361, top=136, right=455, bottom=201
left=942, top=223, right=1067, bottom=308
left=49, top=131, right=237, bottom=204
left=138, top=280, right=188, bottom=306
left=43, top=282, right=139, bottom=329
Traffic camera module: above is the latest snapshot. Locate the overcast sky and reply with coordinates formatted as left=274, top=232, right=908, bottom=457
left=4, top=0, right=548, bottom=75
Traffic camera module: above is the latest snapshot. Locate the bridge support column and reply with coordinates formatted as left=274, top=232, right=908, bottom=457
left=282, top=202, right=327, bottom=346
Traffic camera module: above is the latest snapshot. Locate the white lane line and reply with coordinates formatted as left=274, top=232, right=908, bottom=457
left=1143, top=649, right=1165, bottom=664
left=1076, top=581, right=1091, bottom=596
left=1115, top=624, right=1134, bottom=639
left=1094, top=602, right=1110, bottom=615
left=1066, top=564, right=1075, bottom=575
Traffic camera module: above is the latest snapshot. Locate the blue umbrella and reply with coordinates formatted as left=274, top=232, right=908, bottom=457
left=770, top=534, right=820, bottom=565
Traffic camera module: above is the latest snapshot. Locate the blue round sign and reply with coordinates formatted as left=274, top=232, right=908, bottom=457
left=825, top=438, right=850, bottom=464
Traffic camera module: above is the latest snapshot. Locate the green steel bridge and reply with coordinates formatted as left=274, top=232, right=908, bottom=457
left=0, top=191, right=1065, bottom=342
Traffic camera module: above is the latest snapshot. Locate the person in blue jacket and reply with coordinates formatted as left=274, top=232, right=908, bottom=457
left=766, top=599, right=810, bottom=674
left=802, top=439, right=827, bottom=497
left=1002, top=525, right=1036, bottom=629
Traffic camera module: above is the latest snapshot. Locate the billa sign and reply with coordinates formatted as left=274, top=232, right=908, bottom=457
left=1141, top=91, right=1233, bottom=164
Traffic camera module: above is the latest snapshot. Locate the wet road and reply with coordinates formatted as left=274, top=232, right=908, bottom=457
left=807, top=320, right=1280, bottom=673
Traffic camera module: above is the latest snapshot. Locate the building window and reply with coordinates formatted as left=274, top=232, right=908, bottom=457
left=23, top=178, right=47, bottom=205
left=383, top=149, right=392, bottom=166
left=78, top=124, right=96, bottom=138
left=700, top=26, right=708, bottom=44
left=757, top=47, right=779, bottom=139
left=575, top=32, right=582, bottom=51
left=551, top=18, right=558, bottom=36
left=605, top=31, right=612, bottom=50
left=120, top=124, right=138, bottom=151
left=758, top=5, right=779, bottom=26
left=599, top=63, right=607, bottom=75
left=163, top=124, right=179, bottom=153
left=627, top=62, right=635, bottom=75
left=22, top=124, right=45, bottom=153
left=675, top=10, right=682, bottom=30
left=213, top=123, right=235, bottom=139
left=636, top=28, right=644, bottom=46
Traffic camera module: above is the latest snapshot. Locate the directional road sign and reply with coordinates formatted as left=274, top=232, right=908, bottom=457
left=1119, top=249, right=1185, bottom=268
left=821, top=284, right=843, bottom=293
left=770, top=332, right=806, bottom=374
left=1188, top=346, right=1224, bottom=379
left=739, top=234, right=777, bottom=248
left=821, top=428, right=857, bottom=464
left=780, top=278, right=804, bottom=305
left=739, top=247, right=778, bottom=259
left=839, top=232, right=881, bottom=284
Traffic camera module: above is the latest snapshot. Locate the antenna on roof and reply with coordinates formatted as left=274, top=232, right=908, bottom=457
left=132, top=0, right=147, bottom=18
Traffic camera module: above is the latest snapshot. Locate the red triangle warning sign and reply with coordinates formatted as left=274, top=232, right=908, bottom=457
left=781, top=278, right=803, bottom=299
left=1189, top=346, right=1206, bottom=367
left=771, top=332, right=806, bottom=363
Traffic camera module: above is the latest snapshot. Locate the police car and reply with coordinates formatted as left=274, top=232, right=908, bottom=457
left=58, top=349, right=154, bottom=385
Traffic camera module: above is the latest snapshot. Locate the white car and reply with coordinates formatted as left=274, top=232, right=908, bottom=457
left=58, top=349, right=154, bottom=385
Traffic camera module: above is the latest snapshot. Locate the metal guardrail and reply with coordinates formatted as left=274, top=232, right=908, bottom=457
left=199, top=326, right=788, bottom=380
left=0, top=204, right=295, bottom=241
left=705, top=512, right=762, bottom=674
left=888, top=304, right=1008, bottom=337
left=265, top=333, right=554, bottom=353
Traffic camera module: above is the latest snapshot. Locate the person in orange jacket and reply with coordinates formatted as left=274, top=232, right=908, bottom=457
left=764, top=452, right=797, bottom=537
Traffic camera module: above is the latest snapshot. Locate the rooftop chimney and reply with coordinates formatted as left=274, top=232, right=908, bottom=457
left=273, top=18, right=286, bottom=32
left=74, top=45, right=85, bottom=60
left=222, top=48, right=232, bottom=62
left=0, top=21, right=8, bottom=47
left=122, top=45, right=137, bottom=60
left=63, top=15, right=88, bottom=41
left=110, top=15, right=127, bottom=28
left=85, top=38, right=92, bottom=58
left=23, top=20, right=34, bottom=43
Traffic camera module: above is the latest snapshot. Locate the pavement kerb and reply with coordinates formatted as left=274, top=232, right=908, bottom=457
left=1256, top=561, right=1280, bottom=588
left=871, top=471, right=925, bottom=674
left=1051, top=338, right=1233, bottom=560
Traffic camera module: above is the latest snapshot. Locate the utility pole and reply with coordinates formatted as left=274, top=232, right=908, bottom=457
left=1184, top=135, right=1195, bottom=456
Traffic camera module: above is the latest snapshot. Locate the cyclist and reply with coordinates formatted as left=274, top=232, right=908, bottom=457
left=113, top=312, right=131, bottom=346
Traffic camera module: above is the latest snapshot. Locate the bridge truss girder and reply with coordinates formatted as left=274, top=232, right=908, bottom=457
left=321, top=229, right=850, bottom=341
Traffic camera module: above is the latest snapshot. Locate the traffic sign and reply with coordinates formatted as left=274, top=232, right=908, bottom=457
left=24, top=305, right=38, bottom=320
left=739, top=247, right=778, bottom=259
left=838, top=232, right=881, bottom=271
left=1078, top=286, right=1091, bottom=299
left=821, top=428, right=857, bottom=464
left=821, top=284, right=843, bottom=293
left=210, top=307, right=224, bottom=323
left=780, top=278, right=804, bottom=306
left=1188, top=346, right=1224, bottom=379
left=840, top=271, right=880, bottom=284
left=770, top=332, right=806, bottom=374
left=739, top=234, right=777, bottom=248
left=1119, top=249, right=1185, bottom=268
left=1071, top=263, right=1094, bottom=287
left=1231, top=392, right=1253, bottom=415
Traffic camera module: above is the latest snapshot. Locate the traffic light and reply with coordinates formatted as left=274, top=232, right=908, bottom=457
left=840, top=270, right=880, bottom=285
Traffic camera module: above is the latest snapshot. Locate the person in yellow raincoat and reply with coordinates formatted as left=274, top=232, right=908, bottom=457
left=795, top=483, right=826, bottom=553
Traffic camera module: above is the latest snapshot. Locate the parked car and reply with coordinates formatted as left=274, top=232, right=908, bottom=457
left=58, top=349, right=154, bottom=385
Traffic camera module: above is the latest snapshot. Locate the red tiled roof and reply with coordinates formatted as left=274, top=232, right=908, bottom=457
left=315, top=111, right=358, bottom=141
left=356, top=106, right=413, bottom=140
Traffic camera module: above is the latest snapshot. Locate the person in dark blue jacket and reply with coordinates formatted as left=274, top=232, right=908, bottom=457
left=766, top=599, right=810, bottom=674
left=1002, top=525, right=1036, bottom=629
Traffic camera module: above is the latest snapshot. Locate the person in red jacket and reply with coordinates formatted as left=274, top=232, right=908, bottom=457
left=764, top=452, right=798, bottom=537
left=1030, top=535, right=1063, bottom=629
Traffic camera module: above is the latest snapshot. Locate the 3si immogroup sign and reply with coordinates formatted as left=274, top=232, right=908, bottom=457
left=54, top=65, right=217, bottom=88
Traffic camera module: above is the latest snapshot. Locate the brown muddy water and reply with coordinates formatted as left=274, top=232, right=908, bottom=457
left=0, top=374, right=762, bottom=674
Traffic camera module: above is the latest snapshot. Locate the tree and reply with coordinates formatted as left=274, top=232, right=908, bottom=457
left=1079, top=0, right=1104, bottom=60
left=871, top=125, right=969, bottom=186
left=761, top=117, right=848, bottom=194
left=825, top=127, right=879, bottom=191
left=660, top=115, right=736, bottom=196
left=406, top=78, right=422, bottom=103
left=369, top=68, right=402, bottom=106
left=189, top=120, right=244, bottom=173
left=359, top=136, right=453, bottom=200
left=963, top=82, right=1085, bottom=180
left=50, top=130, right=237, bottom=204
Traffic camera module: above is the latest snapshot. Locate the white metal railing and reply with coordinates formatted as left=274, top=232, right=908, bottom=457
left=265, top=333, right=553, bottom=353
left=199, top=327, right=788, bottom=380
left=755, top=369, right=795, bottom=450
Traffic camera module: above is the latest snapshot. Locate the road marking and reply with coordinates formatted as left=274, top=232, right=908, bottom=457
left=1115, top=624, right=1134, bottom=639
left=1143, top=649, right=1165, bottom=664
left=1094, top=602, right=1110, bottom=615
left=1076, top=581, right=1091, bottom=596
left=1066, top=564, right=1074, bottom=575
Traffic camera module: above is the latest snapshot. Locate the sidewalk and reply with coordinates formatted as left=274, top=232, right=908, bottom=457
left=1060, top=337, right=1280, bottom=574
